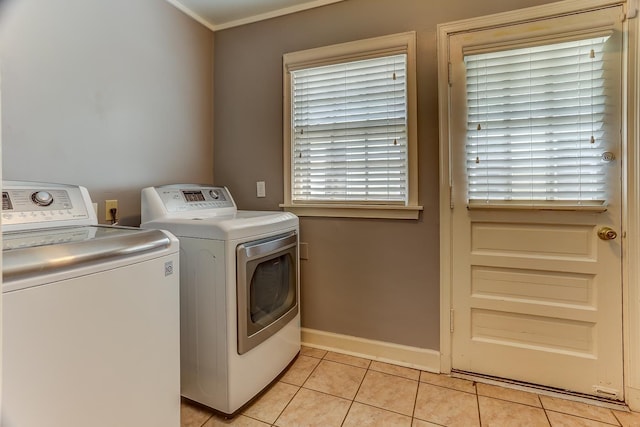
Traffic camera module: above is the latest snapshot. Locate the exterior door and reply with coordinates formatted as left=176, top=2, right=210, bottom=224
left=448, top=5, right=625, bottom=399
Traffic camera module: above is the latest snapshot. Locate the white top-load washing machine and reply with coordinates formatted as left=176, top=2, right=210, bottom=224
left=2, top=181, right=181, bottom=427
left=140, top=184, right=300, bottom=416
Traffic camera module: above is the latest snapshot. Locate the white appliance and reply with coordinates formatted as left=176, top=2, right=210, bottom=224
left=1, top=181, right=181, bottom=427
left=140, top=184, right=300, bottom=416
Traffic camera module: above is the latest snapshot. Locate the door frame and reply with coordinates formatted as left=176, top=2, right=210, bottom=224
left=437, top=0, right=640, bottom=408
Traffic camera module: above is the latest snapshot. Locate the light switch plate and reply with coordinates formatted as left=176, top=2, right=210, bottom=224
left=256, top=181, right=266, bottom=198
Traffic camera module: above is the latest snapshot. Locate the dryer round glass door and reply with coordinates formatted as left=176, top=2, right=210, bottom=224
left=236, top=232, right=298, bottom=354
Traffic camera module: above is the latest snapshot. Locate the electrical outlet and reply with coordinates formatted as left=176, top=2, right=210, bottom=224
left=299, top=242, right=309, bottom=260
left=105, top=199, right=118, bottom=223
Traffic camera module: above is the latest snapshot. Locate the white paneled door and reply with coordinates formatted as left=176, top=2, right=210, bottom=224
left=447, top=5, right=624, bottom=400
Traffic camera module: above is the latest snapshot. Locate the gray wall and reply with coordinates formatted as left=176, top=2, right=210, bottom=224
left=213, top=0, right=557, bottom=349
left=0, top=0, right=214, bottom=225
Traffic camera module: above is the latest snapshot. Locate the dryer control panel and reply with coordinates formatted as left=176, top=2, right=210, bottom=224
left=141, top=185, right=237, bottom=222
left=2, top=181, right=97, bottom=232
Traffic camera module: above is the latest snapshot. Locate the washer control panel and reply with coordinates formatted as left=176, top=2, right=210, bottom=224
left=2, top=181, right=96, bottom=230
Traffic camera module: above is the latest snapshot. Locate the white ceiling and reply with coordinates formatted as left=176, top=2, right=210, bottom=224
left=166, top=0, right=345, bottom=31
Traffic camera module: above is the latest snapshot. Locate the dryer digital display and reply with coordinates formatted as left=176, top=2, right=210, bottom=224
left=182, top=191, right=206, bottom=202
left=181, top=189, right=229, bottom=203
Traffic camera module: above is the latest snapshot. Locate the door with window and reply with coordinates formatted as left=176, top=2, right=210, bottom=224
left=448, top=4, right=625, bottom=399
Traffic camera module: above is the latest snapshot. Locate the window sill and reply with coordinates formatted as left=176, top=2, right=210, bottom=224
left=279, top=203, right=423, bottom=220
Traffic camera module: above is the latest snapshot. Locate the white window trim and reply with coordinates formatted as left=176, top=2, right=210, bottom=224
left=438, top=0, right=639, bottom=406
left=281, top=31, right=422, bottom=220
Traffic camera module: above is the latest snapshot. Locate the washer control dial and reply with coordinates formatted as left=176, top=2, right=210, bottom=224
left=31, top=191, right=54, bottom=207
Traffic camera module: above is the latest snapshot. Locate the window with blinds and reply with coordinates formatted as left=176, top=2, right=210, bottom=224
left=290, top=54, right=408, bottom=203
left=464, top=35, right=613, bottom=208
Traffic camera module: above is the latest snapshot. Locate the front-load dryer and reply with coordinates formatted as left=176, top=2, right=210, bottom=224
left=140, top=184, right=300, bottom=416
left=1, top=180, right=181, bottom=427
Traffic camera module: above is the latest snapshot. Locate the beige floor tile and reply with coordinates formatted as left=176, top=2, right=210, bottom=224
left=369, top=360, right=420, bottom=381
left=300, top=346, right=327, bottom=359
left=323, top=351, right=371, bottom=368
left=303, top=359, right=367, bottom=399
left=419, top=371, right=477, bottom=394
left=280, top=355, right=320, bottom=386
left=478, top=396, right=549, bottom=426
left=354, top=370, right=418, bottom=416
left=414, top=382, right=480, bottom=427
left=181, top=400, right=213, bottom=427
left=203, top=415, right=271, bottom=426
left=476, top=382, right=542, bottom=407
left=546, top=411, right=620, bottom=427
left=242, top=382, right=299, bottom=424
left=613, top=409, right=640, bottom=426
left=274, top=388, right=351, bottom=427
left=412, top=420, right=442, bottom=427
left=540, top=396, right=618, bottom=424
left=343, top=402, right=412, bottom=427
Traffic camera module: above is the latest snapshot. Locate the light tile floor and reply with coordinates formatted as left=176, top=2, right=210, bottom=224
left=181, top=346, right=640, bottom=427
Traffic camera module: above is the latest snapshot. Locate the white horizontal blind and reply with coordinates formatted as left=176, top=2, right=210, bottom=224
left=291, top=54, right=407, bottom=203
left=464, top=36, right=612, bottom=207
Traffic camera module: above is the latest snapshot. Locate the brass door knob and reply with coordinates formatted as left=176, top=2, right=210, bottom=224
left=598, top=227, right=618, bottom=241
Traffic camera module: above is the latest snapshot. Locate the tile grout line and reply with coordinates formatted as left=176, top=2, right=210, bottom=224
left=309, top=349, right=479, bottom=425
left=270, top=384, right=302, bottom=427
left=476, top=385, right=551, bottom=411
left=539, top=393, right=623, bottom=426
left=544, top=409, right=622, bottom=427
left=537, top=393, right=553, bottom=427
left=306, top=350, right=427, bottom=425
left=321, top=349, right=356, bottom=427
left=611, top=410, right=626, bottom=426
left=338, top=360, right=370, bottom=427
left=199, top=413, right=213, bottom=427
left=273, top=351, right=326, bottom=426
left=475, top=383, right=482, bottom=427
left=411, top=372, right=420, bottom=424
left=342, top=355, right=423, bottom=423
left=186, top=399, right=213, bottom=427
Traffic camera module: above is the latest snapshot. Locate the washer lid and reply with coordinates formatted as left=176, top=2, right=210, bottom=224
left=141, top=210, right=298, bottom=240
left=3, top=225, right=176, bottom=285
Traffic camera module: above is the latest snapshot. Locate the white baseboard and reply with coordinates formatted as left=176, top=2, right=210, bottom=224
left=301, top=328, right=440, bottom=373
